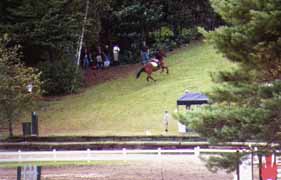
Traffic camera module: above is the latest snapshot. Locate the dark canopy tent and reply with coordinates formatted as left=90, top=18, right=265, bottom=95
left=177, top=92, right=208, bottom=109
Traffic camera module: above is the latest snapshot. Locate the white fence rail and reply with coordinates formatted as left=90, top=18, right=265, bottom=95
left=0, top=147, right=252, bottom=163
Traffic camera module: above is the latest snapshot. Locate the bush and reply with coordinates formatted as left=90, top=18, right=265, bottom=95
left=181, top=28, right=201, bottom=42
left=39, top=58, right=83, bottom=96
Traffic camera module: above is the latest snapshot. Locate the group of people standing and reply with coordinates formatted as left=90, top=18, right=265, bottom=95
left=81, top=41, right=161, bottom=70
left=82, top=44, right=120, bottom=70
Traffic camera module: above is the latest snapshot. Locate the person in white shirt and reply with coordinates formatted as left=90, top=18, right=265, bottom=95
left=163, top=111, right=170, bottom=132
left=26, top=83, right=33, bottom=93
left=113, top=44, right=120, bottom=65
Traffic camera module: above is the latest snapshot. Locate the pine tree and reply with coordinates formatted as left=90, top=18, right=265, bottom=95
left=176, top=1, right=281, bottom=173
left=180, top=0, right=281, bottom=145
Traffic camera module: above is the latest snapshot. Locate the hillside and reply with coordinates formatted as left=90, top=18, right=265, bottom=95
left=17, top=42, right=233, bottom=136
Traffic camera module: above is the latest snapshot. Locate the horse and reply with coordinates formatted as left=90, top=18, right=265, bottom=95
left=136, top=50, right=169, bottom=81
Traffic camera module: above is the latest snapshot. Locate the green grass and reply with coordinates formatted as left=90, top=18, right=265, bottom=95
left=17, top=42, right=233, bottom=136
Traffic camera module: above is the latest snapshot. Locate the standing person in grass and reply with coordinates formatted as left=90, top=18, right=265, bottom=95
left=163, top=111, right=170, bottom=133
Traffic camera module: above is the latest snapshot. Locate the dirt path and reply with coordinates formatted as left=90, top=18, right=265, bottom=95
left=0, top=156, right=232, bottom=180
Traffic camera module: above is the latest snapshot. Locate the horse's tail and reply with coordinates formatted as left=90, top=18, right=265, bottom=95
left=136, top=67, right=145, bottom=79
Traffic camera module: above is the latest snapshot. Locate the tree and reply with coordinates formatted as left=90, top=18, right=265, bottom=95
left=0, top=0, right=110, bottom=65
left=178, top=0, right=281, bottom=169
left=162, top=0, right=222, bottom=37
left=0, top=36, right=41, bottom=137
left=0, top=0, right=110, bottom=96
left=0, top=0, right=77, bottom=63
left=109, top=0, right=164, bottom=41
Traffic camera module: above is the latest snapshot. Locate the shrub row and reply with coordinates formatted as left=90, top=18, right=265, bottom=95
left=39, top=58, right=83, bottom=96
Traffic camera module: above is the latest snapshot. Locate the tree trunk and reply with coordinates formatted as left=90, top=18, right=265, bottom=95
left=76, top=0, right=90, bottom=69
left=8, top=118, right=13, bottom=137
left=48, top=48, right=54, bottom=62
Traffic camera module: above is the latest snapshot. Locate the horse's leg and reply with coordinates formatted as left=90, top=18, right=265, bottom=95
left=161, top=66, right=169, bottom=74
left=161, top=66, right=168, bottom=74
left=165, top=66, right=169, bottom=74
left=146, top=75, right=150, bottom=82
left=147, top=74, right=156, bottom=82
left=146, top=73, right=151, bottom=81
left=150, top=75, right=156, bottom=82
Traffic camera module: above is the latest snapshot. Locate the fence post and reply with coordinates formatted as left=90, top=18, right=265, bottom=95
left=122, top=148, right=127, bottom=160
left=87, top=149, right=91, bottom=162
left=158, top=148, right=162, bottom=156
left=194, top=146, right=200, bottom=157
left=254, top=147, right=258, bottom=160
left=18, top=150, right=22, bottom=162
left=23, top=166, right=26, bottom=180
left=53, top=149, right=56, bottom=162
left=32, top=165, right=37, bottom=180
left=249, top=146, right=254, bottom=180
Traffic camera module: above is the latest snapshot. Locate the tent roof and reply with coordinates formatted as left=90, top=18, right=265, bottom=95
left=177, top=92, right=208, bottom=106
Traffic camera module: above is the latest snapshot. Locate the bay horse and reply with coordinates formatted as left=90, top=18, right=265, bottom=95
left=136, top=50, right=169, bottom=81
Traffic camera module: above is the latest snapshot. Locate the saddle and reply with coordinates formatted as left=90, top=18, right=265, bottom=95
left=150, top=58, right=160, bottom=69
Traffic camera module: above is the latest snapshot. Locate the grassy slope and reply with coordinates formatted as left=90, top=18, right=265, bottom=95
left=23, top=42, right=232, bottom=136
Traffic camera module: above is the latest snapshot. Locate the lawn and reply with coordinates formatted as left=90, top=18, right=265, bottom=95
left=17, top=42, right=233, bottom=136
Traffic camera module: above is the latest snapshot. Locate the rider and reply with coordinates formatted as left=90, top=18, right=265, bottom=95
left=155, top=49, right=163, bottom=61
left=150, top=49, right=162, bottom=68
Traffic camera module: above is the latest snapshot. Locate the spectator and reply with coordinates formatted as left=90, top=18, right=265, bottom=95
left=26, top=83, right=33, bottom=93
left=104, top=54, right=110, bottom=68
left=113, top=44, right=120, bottom=65
left=104, top=45, right=111, bottom=68
left=96, top=53, right=103, bottom=70
left=141, top=41, right=150, bottom=64
left=83, top=48, right=90, bottom=69
left=163, top=110, right=170, bottom=133
left=88, top=49, right=93, bottom=67
left=97, top=45, right=102, bottom=54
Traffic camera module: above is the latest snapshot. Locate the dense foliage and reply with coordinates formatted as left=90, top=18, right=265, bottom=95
left=1, top=0, right=78, bottom=64
left=0, top=0, right=109, bottom=64
left=0, top=36, right=41, bottom=137
left=39, top=58, right=83, bottom=96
